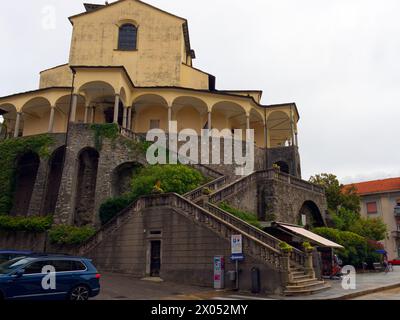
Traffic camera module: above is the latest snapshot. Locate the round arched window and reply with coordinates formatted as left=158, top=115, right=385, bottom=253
left=118, top=24, right=137, bottom=50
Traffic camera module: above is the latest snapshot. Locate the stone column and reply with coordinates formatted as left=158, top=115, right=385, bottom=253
left=290, top=107, right=295, bottom=147
left=113, top=94, right=120, bottom=124
left=48, top=107, right=55, bottom=133
left=122, top=106, right=128, bottom=128
left=208, top=111, right=212, bottom=130
left=69, top=94, right=78, bottom=122
left=14, top=112, right=22, bottom=138
left=246, top=115, right=250, bottom=130
left=90, top=106, right=96, bottom=124
left=305, top=250, right=316, bottom=278
left=127, top=107, right=132, bottom=130
left=84, top=105, right=90, bottom=124
left=167, top=105, right=172, bottom=133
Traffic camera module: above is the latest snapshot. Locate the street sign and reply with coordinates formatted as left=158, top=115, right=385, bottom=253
left=230, top=253, right=245, bottom=261
left=231, top=234, right=243, bottom=255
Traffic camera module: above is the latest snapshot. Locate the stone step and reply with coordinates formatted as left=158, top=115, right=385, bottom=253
left=284, top=284, right=331, bottom=296
left=286, top=280, right=326, bottom=291
left=291, top=271, right=306, bottom=276
left=288, top=278, right=321, bottom=286
left=292, top=274, right=312, bottom=281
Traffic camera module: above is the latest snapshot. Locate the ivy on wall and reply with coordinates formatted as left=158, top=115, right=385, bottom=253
left=0, top=134, right=55, bottom=214
left=0, top=215, right=53, bottom=233
left=90, top=123, right=120, bottom=151
left=48, top=225, right=96, bottom=245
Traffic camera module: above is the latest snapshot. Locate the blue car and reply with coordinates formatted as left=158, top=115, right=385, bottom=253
left=0, top=250, right=33, bottom=264
left=0, top=255, right=101, bottom=300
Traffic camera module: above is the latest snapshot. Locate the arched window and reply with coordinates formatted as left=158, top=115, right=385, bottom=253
left=118, top=24, right=137, bottom=50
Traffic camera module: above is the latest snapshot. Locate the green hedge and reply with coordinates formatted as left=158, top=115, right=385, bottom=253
left=0, top=215, right=53, bottom=233
left=313, top=227, right=380, bottom=266
left=48, top=225, right=96, bottom=245
left=99, top=164, right=206, bottom=225
left=99, top=194, right=134, bottom=225
left=219, top=202, right=262, bottom=229
left=0, top=134, right=54, bottom=214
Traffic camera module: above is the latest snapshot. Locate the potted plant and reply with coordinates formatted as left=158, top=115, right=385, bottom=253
left=279, top=242, right=293, bottom=254
left=302, top=241, right=314, bottom=253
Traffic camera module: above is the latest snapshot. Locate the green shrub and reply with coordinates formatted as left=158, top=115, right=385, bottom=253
left=219, top=202, right=262, bottom=229
left=49, top=225, right=96, bottom=245
left=130, top=164, right=206, bottom=198
left=279, top=242, right=293, bottom=253
left=313, top=227, right=379, bottom=267
left=0, top=215, right=53, bottom=233
left=0, top=135, right=54, bottom=214
left=99, top=194, right=135, bottom=225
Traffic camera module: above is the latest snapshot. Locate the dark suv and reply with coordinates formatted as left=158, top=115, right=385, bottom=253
left=0, top=255, right=101, bottom=300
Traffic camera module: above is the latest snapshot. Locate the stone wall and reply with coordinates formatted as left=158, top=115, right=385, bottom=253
left=54, top=124, right=147, bottom=227
left=261, top=178, right=327, bottom=225
left=0, top=231, right=47, bottom=252
left=86, top=206, right=284, bottom=294
left=267, top=146, right=302, bottom=178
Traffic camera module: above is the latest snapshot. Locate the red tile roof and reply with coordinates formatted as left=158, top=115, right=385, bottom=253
left=344, top=177, right=400, bottom=195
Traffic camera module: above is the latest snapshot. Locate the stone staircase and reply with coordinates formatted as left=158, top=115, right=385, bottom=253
left=81, top=127, right=330, bottom=296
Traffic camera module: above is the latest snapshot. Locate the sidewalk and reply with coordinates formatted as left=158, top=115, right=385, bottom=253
left=273, top=266, right=400, bottom=300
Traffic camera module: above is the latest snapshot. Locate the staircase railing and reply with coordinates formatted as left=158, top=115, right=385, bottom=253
left=184, top=176, right=227, bottom=202
left=205, top=203, right=305, bottom=267
left=79, top=193, right=284, bottom=270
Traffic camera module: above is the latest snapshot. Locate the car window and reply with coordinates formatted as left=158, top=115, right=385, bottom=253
left=71, top=260, right=87, bottom=271
left=0, top=257, right=35, bottom=274
left=50, top=260, right=74, bottom=272
left=24, top=260, right=51, bottom=274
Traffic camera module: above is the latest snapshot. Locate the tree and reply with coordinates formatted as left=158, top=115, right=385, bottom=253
left=350, top=218, right=387, bottom=241
left=309, top=173, right=360, bottom=213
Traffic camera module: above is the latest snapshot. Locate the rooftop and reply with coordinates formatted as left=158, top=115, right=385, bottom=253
left=344, top=177, right=400, bottom=195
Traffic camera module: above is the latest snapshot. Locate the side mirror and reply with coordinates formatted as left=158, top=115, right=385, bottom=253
left=13, top=269, right=25, bottom=278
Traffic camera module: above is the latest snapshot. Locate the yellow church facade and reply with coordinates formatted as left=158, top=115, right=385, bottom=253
left=0, top=0, right=299, bottom=149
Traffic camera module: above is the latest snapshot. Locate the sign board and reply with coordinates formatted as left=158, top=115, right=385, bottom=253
left=230, top=253, right=245, bottom=261
left=213, top=256, right=225, bottom=289
left=231, top=235, right=243, bottom=255
left=301, top=214, right=307, bottom=227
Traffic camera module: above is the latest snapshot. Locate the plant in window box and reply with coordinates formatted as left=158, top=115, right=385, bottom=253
left=151, top=181, right=164, bottom=194
left=202, top=187, right=212, bottom=196
left=272, top=164, right=281, bottom=171
left=279, top=242, right=293, bottom=254
left=302, top=241, right=314, bottom=253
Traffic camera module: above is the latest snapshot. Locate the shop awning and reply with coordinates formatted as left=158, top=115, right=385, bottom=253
left=275, top=223, right=344, bottom=249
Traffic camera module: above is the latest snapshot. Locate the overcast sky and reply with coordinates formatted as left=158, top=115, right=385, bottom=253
left=1, top=0, right=399, bottom=183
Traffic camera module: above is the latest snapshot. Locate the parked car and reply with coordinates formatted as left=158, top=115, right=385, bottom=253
left=0, top=250, right=33, bottom=264
left=389, top=257, right=400, bottom=265
left=0, top=255, right=101, bottom=300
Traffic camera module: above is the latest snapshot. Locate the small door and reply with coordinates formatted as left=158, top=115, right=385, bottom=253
left=150, top=241, right=161, bottom=277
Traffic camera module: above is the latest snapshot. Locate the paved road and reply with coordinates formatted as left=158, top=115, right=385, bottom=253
left=94, top=273, right=211, bottom=300
left=353, top=287, right=400, bottom=300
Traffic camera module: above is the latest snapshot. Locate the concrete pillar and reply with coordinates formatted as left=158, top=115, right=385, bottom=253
left=69, top=94, right=78, bottom=122
left=90, top=107, right=95, bottom=124
left=84, top=105, right=90, bottom=124
left=48, top=107, right=55, bottom=133
left=167, top=105, right=172, bottom=133
left=127, top=107, right=132, bottom=131
left=14, top=112, right=22, bottom=138
left=113, top=94, right=120, bottom=124
left=123, top=106, right=128, bottom=128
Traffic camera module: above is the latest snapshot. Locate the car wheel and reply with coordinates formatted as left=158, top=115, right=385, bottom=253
left=69, top=285, right=90, bottom=301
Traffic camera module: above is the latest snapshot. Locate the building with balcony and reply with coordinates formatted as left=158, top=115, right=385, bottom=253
left=0, top=1, right=332, bottom=295
left=347, top=177, right=400, bottom=260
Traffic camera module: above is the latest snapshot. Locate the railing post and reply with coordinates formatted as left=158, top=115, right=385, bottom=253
left=305, top=250, right=316, bottom=278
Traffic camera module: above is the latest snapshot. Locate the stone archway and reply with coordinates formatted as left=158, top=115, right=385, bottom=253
left=74, top=147, right=100, bottom=226
left=11, top=151, right=40, bottom=216
left=42, top=146, right=66, bottom=216
left=299, top=200, right=324, bottom=228
left=112, top=162, right=143, bottom=197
